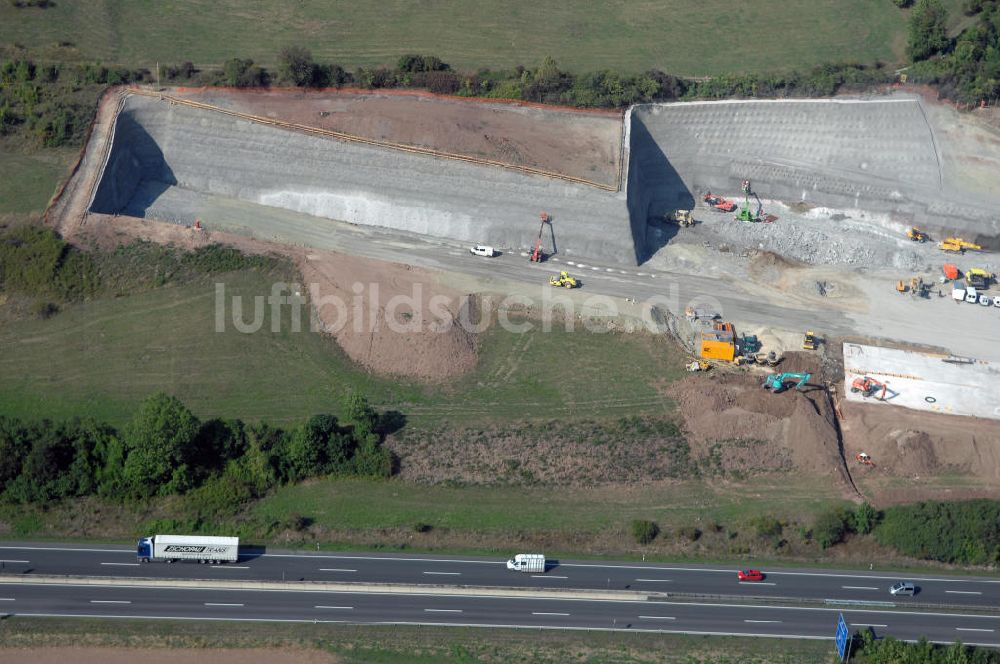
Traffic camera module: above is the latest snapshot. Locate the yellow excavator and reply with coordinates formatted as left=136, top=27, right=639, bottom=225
left=548, top=271, right=578, bottom=288
left=802, top=331, right=818, bottom=351
left=906, top=227, right=928, bottom=243
left=938, top=237, right=982, bottom=254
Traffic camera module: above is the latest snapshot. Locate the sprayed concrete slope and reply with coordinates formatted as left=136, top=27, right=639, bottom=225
left=631, top=97, right=1000, bottom=244
left=90, top=95, right=641, bottom=264
left=90, top=93, right=1000, bottom=268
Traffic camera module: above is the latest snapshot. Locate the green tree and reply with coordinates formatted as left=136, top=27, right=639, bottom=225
left=0, top=416, right=30, bottom=493
left=277, top=46, right=316, bottom=86
left=222, top=58, right=267, bottom=88
left=631, top=519, right=659, bottom=545
left=814, top=508, right=850, bottom=549
left=853, top=502, right=879, bottom=534
left=121, top=393, right=200, bottom=496
left=343, top=391, right=378, bottom=439
left=908, top=0, right=951, bottom=61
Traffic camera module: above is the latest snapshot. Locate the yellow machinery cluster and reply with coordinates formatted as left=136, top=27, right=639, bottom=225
left=938, top=237, right=982, bottom=253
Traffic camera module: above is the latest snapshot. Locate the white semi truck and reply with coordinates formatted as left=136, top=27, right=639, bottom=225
left=506, top=553, right=546, bottom=573
left=137, top=534, right=239, bottom=564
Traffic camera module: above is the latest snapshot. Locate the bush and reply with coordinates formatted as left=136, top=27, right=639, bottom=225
left=413, top=522, right=433, bottom=533
left=853, top=502, right=880, bottom=535
left=750, top=516, right=783, bottom=540
left=893, top=0, right=914, bottom=6
left=814, top=508, right=851, bottom=549
left=631, top=519, right=660, bottom=545
left=907, top=0, right=951, bottom=61
left=875, top=500, right=1000, bottom=565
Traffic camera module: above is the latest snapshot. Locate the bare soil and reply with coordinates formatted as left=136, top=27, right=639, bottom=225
left=0, top=648, right=336, bottom=664
left=666, top=353, right=850, bottom=484
left=171, top=87, right=623, bottom=187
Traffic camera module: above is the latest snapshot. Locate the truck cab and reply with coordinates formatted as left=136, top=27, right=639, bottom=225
left=137, top=537, right=153, bottom=562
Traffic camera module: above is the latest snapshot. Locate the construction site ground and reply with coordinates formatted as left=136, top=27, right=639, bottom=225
left=42, top=86, right=1000, bottom=510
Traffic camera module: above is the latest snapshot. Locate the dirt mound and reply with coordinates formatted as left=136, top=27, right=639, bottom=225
left=842, top=403, right=1000, bottom=480
left=298, top=252, right=478, bottom=382
left=667, top=370, right=845, bottom=479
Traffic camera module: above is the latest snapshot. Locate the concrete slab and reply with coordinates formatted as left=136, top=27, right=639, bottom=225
left=843, top=343, right=1000, bottom=420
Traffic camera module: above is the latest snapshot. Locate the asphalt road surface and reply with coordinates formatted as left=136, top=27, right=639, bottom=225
left=2, top=543, right=998, bottom=612
left=3, top=579, right=1000, bottom=647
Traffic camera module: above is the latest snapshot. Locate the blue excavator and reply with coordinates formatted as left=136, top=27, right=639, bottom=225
left=762, top=372, right=812, bottom=394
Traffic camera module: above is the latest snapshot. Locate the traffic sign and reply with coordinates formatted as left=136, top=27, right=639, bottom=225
left=835, top=612, right=850, bottom=661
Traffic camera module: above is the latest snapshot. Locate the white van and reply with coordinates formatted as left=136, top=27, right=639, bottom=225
left=470, top=245, right=497, bottom=257
left=506, top=553, right=545, bottom=573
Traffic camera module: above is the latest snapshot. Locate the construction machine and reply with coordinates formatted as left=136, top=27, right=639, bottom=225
left=850, top=376, right=888, bottom=400
left=896, top=280, right=907, bottom=294
left=686, top=360, right=711, bottom=372
left=669, top=209, right=695, bottom=227
left=856, top=452, right=874, bottom=466
left=735, top=179, right=764, bottom=222
left=938, top=237, right=982, bottom=254
left=529, top=212, right=551, bottom=263
left=548, top=271, right=578, bottom=288
left=762, top=372, right=812, bottom=393
left=965, top=268, right=994, bottom=289
left=906, top=227, right=928, bottom=243
left=802, top=331, right=818, bottom=351
left=910, top=276, right=928, bottom=298
left=703, top=192, right=737, bottom=213
left=700, top=320, right=736, bottom=362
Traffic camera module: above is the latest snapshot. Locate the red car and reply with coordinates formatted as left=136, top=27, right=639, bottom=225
left=738, top=569, right=765, bottom=582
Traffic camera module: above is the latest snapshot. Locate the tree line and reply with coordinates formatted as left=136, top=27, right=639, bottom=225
left=0, top=391, right=396, bottom=506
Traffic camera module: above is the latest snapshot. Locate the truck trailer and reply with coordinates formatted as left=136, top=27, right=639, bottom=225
left=506, top=553, right=546, bottom=573
left=137, top=534, right=239, bottom=564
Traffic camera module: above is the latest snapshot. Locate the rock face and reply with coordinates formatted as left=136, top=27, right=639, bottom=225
left=90, top=93, right=1000, bottom=268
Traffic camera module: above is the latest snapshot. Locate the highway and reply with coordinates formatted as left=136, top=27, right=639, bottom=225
left=1, top=544, right=997, bottom=609
left=2, top=579, right=1000, bottom=646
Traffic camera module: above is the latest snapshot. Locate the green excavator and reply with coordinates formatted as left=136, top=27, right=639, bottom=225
left=762, top=372, right=812, bottom=394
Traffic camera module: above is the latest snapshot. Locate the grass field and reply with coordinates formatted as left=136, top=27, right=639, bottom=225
left=0, top=619, right=835, bottom=663
left=0, top=270, right=681, bottom=426
left=255, top=476, right=844, bottom=543
left=2, top=0, right=913, bottom=76
left=0, top=148, right=76, bottom=215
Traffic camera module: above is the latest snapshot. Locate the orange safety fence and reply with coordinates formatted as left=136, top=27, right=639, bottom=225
left=128, top=87, right=623, bottom=192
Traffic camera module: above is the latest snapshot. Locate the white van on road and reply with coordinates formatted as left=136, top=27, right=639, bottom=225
left=506, top=553, right=546, bottom=573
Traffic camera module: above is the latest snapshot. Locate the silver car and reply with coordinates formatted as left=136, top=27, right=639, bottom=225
left=889, top=581, right=916, bottom=596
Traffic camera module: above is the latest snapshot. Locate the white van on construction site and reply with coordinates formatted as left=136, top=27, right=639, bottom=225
left=965, top=286, right=978, bottom=303
left=470, top=245, right=497, bottom=257
left=506, top=553, right=546, bottom=573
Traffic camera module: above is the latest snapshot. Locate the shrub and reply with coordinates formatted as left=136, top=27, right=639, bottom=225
left=413, top=522, right=433, bottom=533
left=853, top=502, right=880, bottom=535
left=875, top=500, right=1000, bottom=565
left=893, top=0, right=914, bottom=6
left=631, top=519, right=660, bottom=545
left=907, top=0, right=951, bottom=61
left=814, top=508, right=851, bottom=549
left=750, top=516, right=783, bottom=540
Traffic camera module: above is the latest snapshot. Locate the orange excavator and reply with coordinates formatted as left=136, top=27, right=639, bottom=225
left=703, top=192, right=737, bottom=213
left=851, top=376, right=888, bottom=400
left=856, top=452, right=874, bottom=466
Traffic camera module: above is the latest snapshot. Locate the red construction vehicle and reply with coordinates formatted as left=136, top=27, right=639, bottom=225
left=856, top=452, right=874, bottom=466
left=703, top=192, right=737, bottom=213
left=850, top=376, right=888, bottom=400
left=530, top=212, right=550, bottom=263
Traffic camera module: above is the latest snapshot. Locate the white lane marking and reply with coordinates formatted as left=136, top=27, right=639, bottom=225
left=842, top=586, right=879, bottom=590
left=639, top=615, right=676, bottom=620
left=204, top=603, right=244, bottom=607
left=314, top=605, right=353, bottom=610
left=946, top=591, right=983, bottom=595
left=90, top=600, right=131, bottom=604
left=423, top=572, right=461, bottom=576
left=635, top=579, right=673, bottom=583
left=101, top=562, right=140, bottom=567
left=424, top=609, right=463, bottom=613
left=534, top=575, right=567, bottom=579
left=605, top=268, right=614, bottom=272
left=0, top=598, right=13, bottom=601
left=0, top=546, right=127, bottom=554
left=744, top=620, right=781, bottom=624
left=852, top=623, right=888, bottom=628
left=957, top=628, right=995, bottom=633
left=0, top=559, right=29, bottom=564
left=532, top=612, right=570, bottom=616
left=212, top=566, right=249, bottom=569
left=319, top=568, right=357, bottom=573
left=739, top=582, right=776, bottom=586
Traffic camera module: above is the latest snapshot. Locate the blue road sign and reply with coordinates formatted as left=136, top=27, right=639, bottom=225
left=835, top=612, right=850, bottom=660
